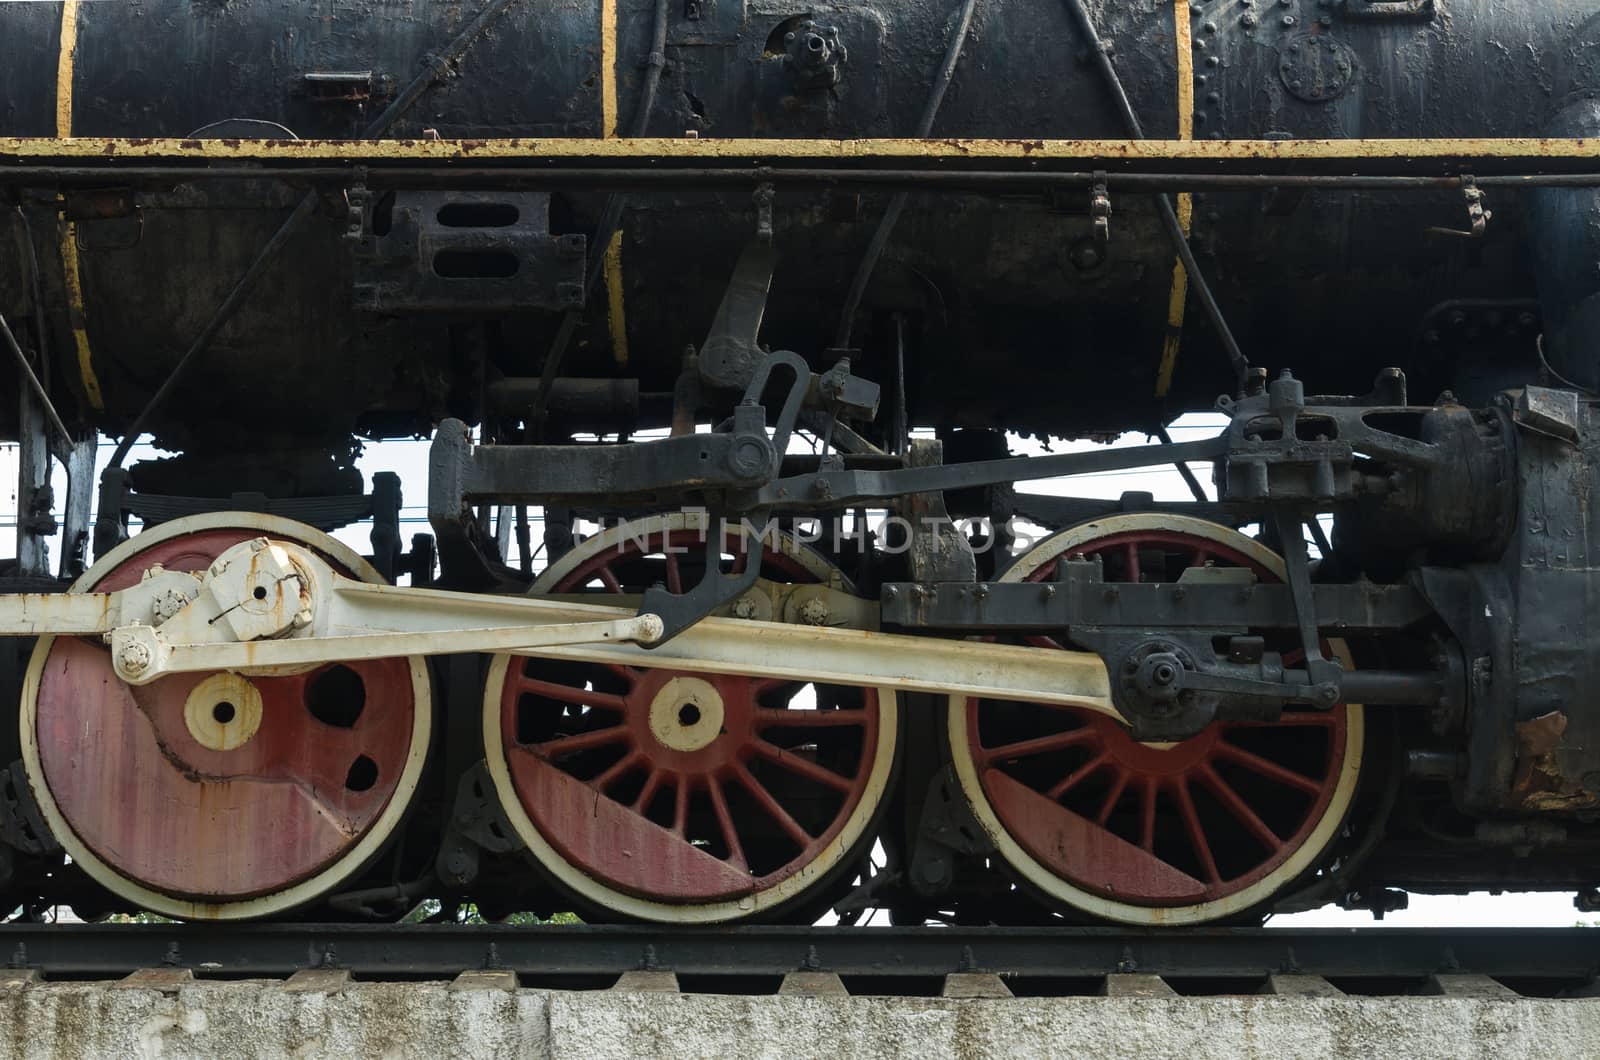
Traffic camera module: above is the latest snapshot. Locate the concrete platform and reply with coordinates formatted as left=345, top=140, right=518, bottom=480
left=1, top=977, right=1597, bottom=1059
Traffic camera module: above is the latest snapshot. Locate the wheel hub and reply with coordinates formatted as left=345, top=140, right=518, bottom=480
left=644, top=675, right=726, bottom=755
left=182, top=672, right=264, bottom=752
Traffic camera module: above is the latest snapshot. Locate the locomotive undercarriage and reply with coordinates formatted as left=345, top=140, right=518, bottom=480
left=7, top=254, right=1600, bottom=926
left=6, top=119, right=1600, bottom=927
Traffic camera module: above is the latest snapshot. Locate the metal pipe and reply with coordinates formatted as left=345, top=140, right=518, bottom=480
left=834, top=0, right=981, bottom=349
left=486, top=377, right=641, bottom=421
left=8, top=166, right=1590, bottom=191
left=1, top=309, right=74, bottom=449
left=1059, top=0, right=1251, bottom=388
left=1156, top=425, right=1207, bottom=502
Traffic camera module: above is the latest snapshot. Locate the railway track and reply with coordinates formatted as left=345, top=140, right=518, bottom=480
left=2, top=925, right=1597, bottom=997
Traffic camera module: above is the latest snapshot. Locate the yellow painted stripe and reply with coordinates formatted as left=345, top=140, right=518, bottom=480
left=3, top=135, right=1597, bottom=163
left=600, top=0, right=619, bottom=138
left=55, top=0, right=104, bottom=410
left=604, top=230, right=629, bottom=366
left=58, top=233, right=103, bottom=410
left=599, top=0, right=628, bottom=365
left=54, top=1, right=80, bottom=135
left=1155, top=0, right=1195, bottom=400
left=1174, top=0, right=1194, bottom=142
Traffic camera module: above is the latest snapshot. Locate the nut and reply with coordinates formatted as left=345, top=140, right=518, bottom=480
left=117, top=640, right=153, bottom=677
left=798, top=598, right=830, bottom=626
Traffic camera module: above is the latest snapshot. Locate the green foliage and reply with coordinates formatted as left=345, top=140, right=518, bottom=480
left=400, top=899, right=582, bottom=925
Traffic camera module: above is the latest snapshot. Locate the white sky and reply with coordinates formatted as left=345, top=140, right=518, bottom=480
left=1, top=418, right=1591, bottom=927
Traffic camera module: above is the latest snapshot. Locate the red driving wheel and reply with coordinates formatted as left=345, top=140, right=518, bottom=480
left=948, top=515, right=1363, bottom=925
left=21, top=515, right=431, bottom=920
left=484, top=515, right=897, bottom=922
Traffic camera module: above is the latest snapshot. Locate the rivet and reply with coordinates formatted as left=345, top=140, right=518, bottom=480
left=1282, top=14, right=1297, bottom=25
left=1204, top=20, right=1217, bottom=32
left=1243, top=12, right=1258, bottom=26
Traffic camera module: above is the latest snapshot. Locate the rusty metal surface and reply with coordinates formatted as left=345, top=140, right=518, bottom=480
left=3, top=134, right=1600, bottom=165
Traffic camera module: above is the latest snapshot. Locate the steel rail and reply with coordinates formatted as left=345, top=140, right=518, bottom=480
left=0, top=924, right=1595, bottom=983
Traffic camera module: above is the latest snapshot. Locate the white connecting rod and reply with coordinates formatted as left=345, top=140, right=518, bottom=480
left=0, top=537, right=1120, bottom=720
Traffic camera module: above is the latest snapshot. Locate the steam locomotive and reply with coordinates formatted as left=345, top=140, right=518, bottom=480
left=2, top=0, right=1600, bottom=927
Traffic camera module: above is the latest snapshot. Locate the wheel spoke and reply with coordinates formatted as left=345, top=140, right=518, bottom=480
left=1224, top=713, right=1337, bottom=728
left=1096, top=767, right=1131, bottom=826
left=733, top=762, right=814, bottom=849
left=1046, top=751, right=1109, bottom=801
left=753, top=739, right=855, bottom=791
left=1139, top=777, right=1158, bottom=852
left=673, top=775, right=690, bottom=836
left=1126, top=542, right=1142, bottom=583
left=1197, top=763, right=1285, bottom=853
left=707, top=778, right=749, bottom=871
left=526, top=725, right=629, bottom=759
left=1174, top=779, right=1221, bottom=885
left=594, top=564, right=623, bottom=592
left=756, top=706, right=868, bottom=728
left=602, top=664, right=640, bottom=688
left=979, top=727, right=1093, bottom=765
left=1214, top=741, right=1324, bottom=795
left=664, top=548, right=684, bottom=594
left=512, top=677, right=628, bottom=712
left=631, top=768, right=665, bottom=813
left=589, top=750, right=641, bottom=794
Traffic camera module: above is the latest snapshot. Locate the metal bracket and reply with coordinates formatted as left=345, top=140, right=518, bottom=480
left=1426, top=175, right=1491, bottom=239
left=639, top=350, right=810, bottom=642
left=436, top=761, right=525, bottom=887
left=1091, top=170, right=1112, bottom=242
left=908, top=766, right=993, bottom=896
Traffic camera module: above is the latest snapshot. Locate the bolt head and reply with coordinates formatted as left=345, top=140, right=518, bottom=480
left=798, top=598, right=830, bottom=625
left=117, top=640, right=152, bottom=676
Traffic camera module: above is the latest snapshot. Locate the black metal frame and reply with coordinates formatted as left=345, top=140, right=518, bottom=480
left=1, top=924, right=1596, bottom=984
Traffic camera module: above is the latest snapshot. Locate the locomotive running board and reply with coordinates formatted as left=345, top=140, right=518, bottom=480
left=0, top=536, right=1119, bottom=721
